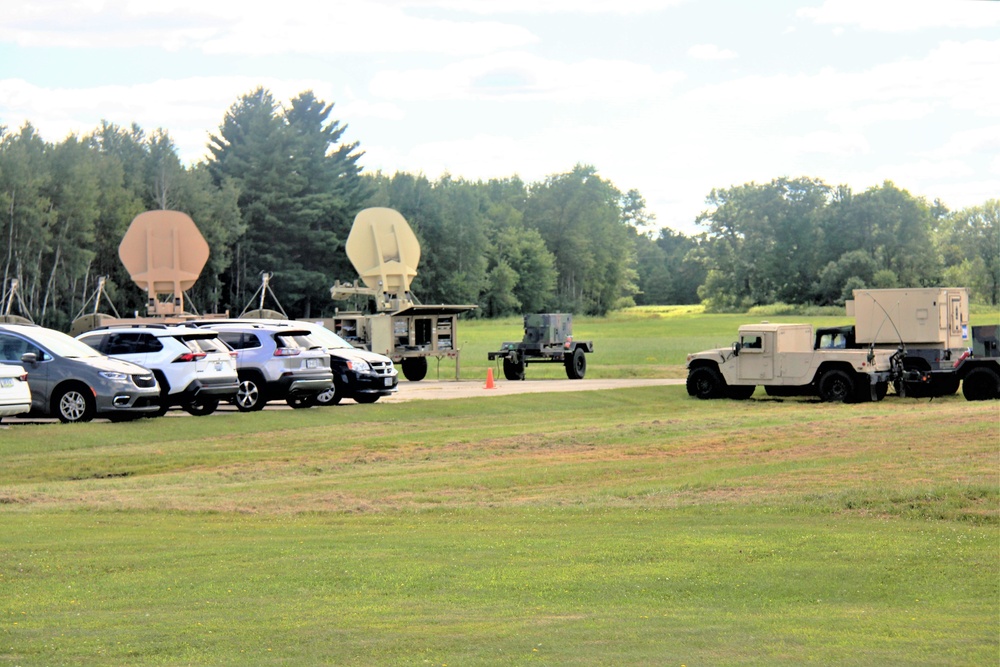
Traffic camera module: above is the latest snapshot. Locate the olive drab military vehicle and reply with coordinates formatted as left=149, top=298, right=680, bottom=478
left=686, top=322, right=897, bottom=402
left=488, top=313, right=594, bottom=380
left=329, top=207, right=476, bottom=381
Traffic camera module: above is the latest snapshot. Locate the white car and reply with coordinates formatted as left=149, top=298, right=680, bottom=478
left=76, top=325, right=239, bottom=416
left=0, top=364, right=31, bottom=422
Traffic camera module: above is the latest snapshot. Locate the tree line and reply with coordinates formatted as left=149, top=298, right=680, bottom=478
left=1, top=88, right=996, bottom=332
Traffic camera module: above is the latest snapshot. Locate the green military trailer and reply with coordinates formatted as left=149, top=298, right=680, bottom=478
left=488, top=313, right=594, bottom=381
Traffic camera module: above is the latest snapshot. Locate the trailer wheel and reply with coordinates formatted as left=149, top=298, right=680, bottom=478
left=962, top=367, right=1000, bottom=401
left=686, top=366, right=725, bottom=399
left=401, top=357, right=428, bottom=382
left=564, top=347, right=586, bottom=380
left=818, top=369, right=854, bottom=403
left=726, top=385, right=755, bottom=400
left=503, top=356, right=525, bottom=381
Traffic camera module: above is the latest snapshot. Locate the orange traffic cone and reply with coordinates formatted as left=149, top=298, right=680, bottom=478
left=485, top=367, right=496, bottom=389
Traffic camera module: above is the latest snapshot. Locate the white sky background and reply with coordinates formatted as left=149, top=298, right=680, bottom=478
left=1, top=0, right=998, bottom=235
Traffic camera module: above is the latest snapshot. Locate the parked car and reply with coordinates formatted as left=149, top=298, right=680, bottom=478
left=234, top=319, right=398, bottom=405
left=0, top=323, right=160, bottom=422
left=76, top=325, right=239, bottom=416
left=0, top=364, right=31, bottom=423
left=196, top=322, right=333, bottom=411
left=290, top=321, right=398, bottom=405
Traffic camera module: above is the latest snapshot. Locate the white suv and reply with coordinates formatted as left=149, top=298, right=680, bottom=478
left=76, top=325, right=239, bottom=416
left=202, top=323, right=333, bottom=411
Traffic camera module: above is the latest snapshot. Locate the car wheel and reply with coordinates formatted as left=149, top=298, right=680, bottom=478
left=686, top=366, right=725, bottom=399
left=313, top=384, right=341, bottom=407
left=54, top=384, right=96, bottom=423
left=286, top=394, right=316, bottom=409
left=184, top=396, right=220, bottom=416
left=353, top=394, right=380, bottom=404
left=818, top=369, right=854, bottom=403
left=235, top=375, right=267, bottom=412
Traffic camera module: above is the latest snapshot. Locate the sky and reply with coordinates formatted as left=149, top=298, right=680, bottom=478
left=1, top=0, right=998, bottom=236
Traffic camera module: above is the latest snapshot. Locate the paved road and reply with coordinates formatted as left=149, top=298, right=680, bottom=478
left=380, top=378, right=684, bottom=402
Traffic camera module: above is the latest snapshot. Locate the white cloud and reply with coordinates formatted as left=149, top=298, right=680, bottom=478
left=370, top=52, right=685, bottom=102
left=0, top=76, right=351, bottom=163
left=392, top=0, right=689, bottom=15
left=798, top=0, right=1000, bottom=32
left=687, top=43, right=737, bottom=61
left=0, top=0, right=538, bottom=56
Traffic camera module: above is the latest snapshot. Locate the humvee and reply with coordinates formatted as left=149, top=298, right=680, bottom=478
left=686, top=322, right=896, bottom=402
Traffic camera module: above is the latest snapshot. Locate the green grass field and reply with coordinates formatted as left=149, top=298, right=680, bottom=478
left=2, top=310, right=998, bottom=665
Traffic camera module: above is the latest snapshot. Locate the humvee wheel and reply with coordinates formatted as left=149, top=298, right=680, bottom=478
left=686, top=366, right=725, bottom=399
left=401, top=357, right=428, bottom=382
left=726, top=385, right=755, bottom=400
left=564, top=347, right=586, bottom=380
left=818, top=369, right=854, bottom=403
left=962, top=367, right=1000, bottom=401
left=503, top=356, right=525, bottom=381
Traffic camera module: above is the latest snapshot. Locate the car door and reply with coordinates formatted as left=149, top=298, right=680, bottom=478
left=0, top=332, right=51, bottom=413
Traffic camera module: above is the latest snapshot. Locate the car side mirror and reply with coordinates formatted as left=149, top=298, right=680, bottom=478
left=20, top=352, right=37, bottom=365
left=732, top=342, right=741, bottom=356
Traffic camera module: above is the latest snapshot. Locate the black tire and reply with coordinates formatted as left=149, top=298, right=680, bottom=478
left=401, top=357, right=428, bottom=382
left=873, top=381, right=888, bottom=402
left=151, top=371, right=171, bottom=416
left=564, top=348, right=586, bottom=380
left=686, top=366, right=726, bottom=399
left=818, top=369, right=854, bottom=403
left=234, top=374, right=267, bottom=412
left=54, top=384, right=96, bottom=423
left=313, top=384, right=341, bottom=406
left=726, top=385, right=755, bottom=400
left=286, top=394, right=316, bottom=409
left=962, top=367, right=1000, bottom=401
left=184, top=396, right=220, bottom=416
left=503, top=356, right=525, bottom=381
left=353, top=394, right=380, bottom=404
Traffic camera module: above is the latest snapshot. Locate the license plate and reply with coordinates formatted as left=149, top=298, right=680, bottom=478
left=384, top=377, right=392, bottom=387
left=306, top=359, right=319, bottom=369
left=214, top=362, right=223, bottom=371
left=0, top=378, right=13, bottom=388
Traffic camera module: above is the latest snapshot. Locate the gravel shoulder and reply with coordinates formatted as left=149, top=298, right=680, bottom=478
left=381, top=378, right=684, bottom=402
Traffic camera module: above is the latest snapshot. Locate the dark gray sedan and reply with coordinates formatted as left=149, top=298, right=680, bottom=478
left=0, top=323, right=161, bottom=423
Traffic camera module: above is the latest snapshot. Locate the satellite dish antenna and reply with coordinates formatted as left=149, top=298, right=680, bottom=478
left=118, top=210, right=209, bottom=315
left=345, top=207, right=421, bottom=303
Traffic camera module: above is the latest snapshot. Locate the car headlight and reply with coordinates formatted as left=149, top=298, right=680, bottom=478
left=347, top=359, right=373, bottom=373
left=99, top=371, right=130, bottom=382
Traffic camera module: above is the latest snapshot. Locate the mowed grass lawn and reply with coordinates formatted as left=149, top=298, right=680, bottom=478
left=2, top=309, right=998, bottom=666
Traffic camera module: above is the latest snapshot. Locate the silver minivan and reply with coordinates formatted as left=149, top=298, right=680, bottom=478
left=0, top=323, right=160, bottom=422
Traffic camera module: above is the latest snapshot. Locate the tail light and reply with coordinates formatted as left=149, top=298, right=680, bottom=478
left=173, top=352, right=207, bottom=363
left=18, top=372, right=28, bottom=381
left=274, top=348, right=301, bottom=357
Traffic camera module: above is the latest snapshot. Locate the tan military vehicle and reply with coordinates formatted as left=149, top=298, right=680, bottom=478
left=686, top=322, right=896, bottom=402
left=844, top=288, right=998, bottom=400
left=329, top=207, right=476, bottom=381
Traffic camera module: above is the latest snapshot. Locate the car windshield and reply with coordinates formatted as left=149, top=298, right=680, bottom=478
left=300, top=325, right=353, bottom=349
left=26, top=328, right=104, bottom=359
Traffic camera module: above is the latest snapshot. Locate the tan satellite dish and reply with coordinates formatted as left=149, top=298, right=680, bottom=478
left=345, top=207, right=421, bottom=299
left=118, top=210, right=209, bottom=315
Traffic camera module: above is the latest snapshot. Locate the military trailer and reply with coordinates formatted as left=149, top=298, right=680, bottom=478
left=686, top=322, right=897, bottom=402
left=841, top=288, right=999, bottom=400
left=487, top=313, right=594, bottom=380
left=329, top=208, right=476, bottom=381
